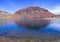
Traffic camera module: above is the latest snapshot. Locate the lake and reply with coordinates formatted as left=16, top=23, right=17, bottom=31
left=0, top=19, right=60, bottom=40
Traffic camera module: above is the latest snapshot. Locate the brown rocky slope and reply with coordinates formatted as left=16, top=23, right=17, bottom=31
left=15, top=6, right=56, bottom=18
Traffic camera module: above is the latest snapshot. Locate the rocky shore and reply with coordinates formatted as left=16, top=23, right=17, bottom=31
left=0, top=37, right=58, bottom=42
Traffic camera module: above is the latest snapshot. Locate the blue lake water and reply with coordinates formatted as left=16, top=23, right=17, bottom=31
left=0, top=19, right=60, bottom=39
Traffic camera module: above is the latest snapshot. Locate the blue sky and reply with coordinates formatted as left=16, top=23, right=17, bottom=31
left=0, top=0, right=60, bottom=14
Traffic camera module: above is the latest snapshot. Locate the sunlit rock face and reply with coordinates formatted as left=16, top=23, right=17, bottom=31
left=15, top=6, right=55, bottom=18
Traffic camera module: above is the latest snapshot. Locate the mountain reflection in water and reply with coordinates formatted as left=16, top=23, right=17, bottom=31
left=0, top=19, right=60, bottom=39
left=15, top=19, right=50, bottom=30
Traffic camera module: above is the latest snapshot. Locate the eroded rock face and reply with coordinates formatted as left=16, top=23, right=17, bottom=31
left=15, top=6, right=55, bottom=18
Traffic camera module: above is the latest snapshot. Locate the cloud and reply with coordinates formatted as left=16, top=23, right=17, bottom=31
left=49, top=5, right=60, bottom=15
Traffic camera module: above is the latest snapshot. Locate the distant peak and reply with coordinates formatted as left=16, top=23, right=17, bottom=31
left=0, top=11, right=11, bottom=14
left=0, top=11, right=8, bottom=13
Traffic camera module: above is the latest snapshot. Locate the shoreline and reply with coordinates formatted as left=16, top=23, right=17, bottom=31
left=41, top=18, right=60, bottom=20
left=0, top=36, right=59, bottom=42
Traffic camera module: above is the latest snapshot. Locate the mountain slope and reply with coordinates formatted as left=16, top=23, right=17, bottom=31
left=15, top=6, right=55, bottom=18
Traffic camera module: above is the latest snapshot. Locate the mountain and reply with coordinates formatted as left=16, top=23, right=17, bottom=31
left=0, top=6, right=59, bottom=19
left=15, top=6, right=54, bottom=28
left=15, top=6, right=55, bottom=18
left=0, top=11, right=10, bottom=14
left=0, top=11, right=12, bottom=18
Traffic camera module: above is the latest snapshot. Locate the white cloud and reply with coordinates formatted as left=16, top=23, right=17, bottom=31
left=49, top=5, right=60, bottom=15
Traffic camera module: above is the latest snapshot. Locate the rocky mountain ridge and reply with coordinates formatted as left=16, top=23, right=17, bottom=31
left=15, top=6, right=56, bottom=18
left=0, top=6, right=60, bottom=19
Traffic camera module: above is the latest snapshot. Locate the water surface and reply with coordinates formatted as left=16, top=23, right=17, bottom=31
left=0, top=19, right=60, bottom=40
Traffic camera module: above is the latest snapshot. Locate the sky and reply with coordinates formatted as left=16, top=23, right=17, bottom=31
left=0, top=0, right=60, bottom=14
